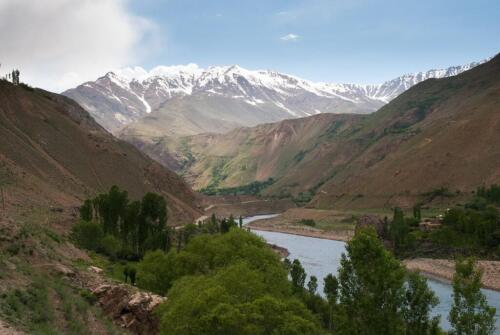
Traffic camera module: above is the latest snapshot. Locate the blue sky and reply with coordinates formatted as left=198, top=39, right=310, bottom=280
left=2, top=0, right=498, bottom=91
left=129, top=0, right=499, bottom=84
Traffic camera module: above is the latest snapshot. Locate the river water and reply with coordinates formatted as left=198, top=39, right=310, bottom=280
left=243, top=214, right=500, bottom=333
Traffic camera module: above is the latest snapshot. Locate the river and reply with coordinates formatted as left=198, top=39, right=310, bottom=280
left=243, top=214, right=500, bottom=333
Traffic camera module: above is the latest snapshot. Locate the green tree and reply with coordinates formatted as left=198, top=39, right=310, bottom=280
left=101, top=234, right=121, bottom=259
left=71, top=220, right=103, bottom=251
left=403, top=271, right=440, bottom=335
left=336, top=228, right=407, bottom=335
left=156, top=262, right=321, bottom=335
left=307, top=276, right=318, bottom=295
left=413, top=204, right=422, bottom=221
left=182, top=223, right=198, bottom=244
left=123, top=266, right=129, bottom=283
left=209, top=213, right=219, bottom=233
left=390, top=207, right=412, bottom=254
left=129, top=267, right=137, bottom=285
left=79, top=199, right=93, bottom=222
left=324, top=273, right=339, bottom=332
left=290, top=259, right=306, bottom=292
left=449, top=258, right=496, bottom=335
left=138, top=250, right=174, bottom=295
left=220, top=218, right=230, bottom=233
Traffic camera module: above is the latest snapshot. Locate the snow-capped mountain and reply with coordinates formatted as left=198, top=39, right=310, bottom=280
left=63, top=59, right=486, bottom=133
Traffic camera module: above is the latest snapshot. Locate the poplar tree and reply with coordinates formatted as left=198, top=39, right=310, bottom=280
left=449, top=258, right=496, bottom=335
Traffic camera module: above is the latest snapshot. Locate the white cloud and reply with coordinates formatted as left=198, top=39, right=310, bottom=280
left=0, top=0, right=159, bottom=92
left=116, top=63, right=202, bottom=81
left=280, top=33, right=300, bottom=42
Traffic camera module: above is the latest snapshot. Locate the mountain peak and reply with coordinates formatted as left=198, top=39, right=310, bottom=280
left=64, top=57, right=489, bottom=133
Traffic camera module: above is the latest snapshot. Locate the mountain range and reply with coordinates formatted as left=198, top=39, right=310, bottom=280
left=134, top=54, right=500, bottom=210
left=63, top=60, right=485, bottom=135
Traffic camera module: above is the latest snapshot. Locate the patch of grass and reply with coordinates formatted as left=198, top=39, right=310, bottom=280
left=299, top=219, right=316, bottom=227
left=200, top=178, right=274, bottom=196
left=74, top=252, right=138, bottom=284
left=0, top=277, right=55, bottom=334
left=422, top=187, right=455, bottom=202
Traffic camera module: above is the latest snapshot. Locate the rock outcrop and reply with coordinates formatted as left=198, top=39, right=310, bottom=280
left=92, top=284, right=165, bottom=335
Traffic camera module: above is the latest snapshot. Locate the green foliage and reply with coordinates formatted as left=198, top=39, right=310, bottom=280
left=422, top=187, right=455, bottom=202
left=77, top=186, right=169, bottom=259
left=294, top=191, right=314, bottom=204
left=157, top=265, right=321, bottom=335
left=71, top=220, right=104, bottom=252
left=390, top=207, right=415, bottom=255
left=300, top=219, right=316, bottom=227
left=323, top=274, right=339, bottom=304
left=476, top=184, right=500, bottom=204
left=307, top=276, right=318, bottom=295
left=137, top=251, right=174, bottom=295
left=0, top=278, right=53, bottom=333
left=403, top=272, right=440, bottom=335
left=436, top=206, right=500, bottom=256
left=137, top=229, right=288, bottom=296
left=220, top=215, right=238, bottom=233
left=334, top=228, right=440, bottom=335
left=145, top=230, right=322, bottom=335
left=79, top=199, right=93, bottom=222
left=101, top=234, right=121, bottom=259
left=290, top=259, right=306, bottom=292
left=200, top=178, right=274, bottom=196
left=413, top=204, right=422, bottom=221
left=335, top=228, right=407, bottom=334
left=449, top=258, right=496, bottom=335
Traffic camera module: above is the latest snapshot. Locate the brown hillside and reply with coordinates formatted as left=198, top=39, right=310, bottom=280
left=138, top=113, right=362, bottom=190
left=0, top=81, right=200, bottom=224
left=155, top=54, right=500, bottom=210
left=285, top=53, right=500, bottom=208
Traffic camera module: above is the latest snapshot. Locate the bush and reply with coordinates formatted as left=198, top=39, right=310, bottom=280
left=300, top=219, right=316, bottom=227
left=101, top=235, right=121, bottom=259
left=71, top=220, right=103, bottom=251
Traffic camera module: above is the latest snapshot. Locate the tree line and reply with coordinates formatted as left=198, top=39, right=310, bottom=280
left=73, top=186, right=246, bottom=260
left=0, top=64, right=21, bottom=85
left=135, top=226, right=496, bottom=334
left=74, top=185, right=170, bottom=259
left=386, top=185, right=500, bottom=258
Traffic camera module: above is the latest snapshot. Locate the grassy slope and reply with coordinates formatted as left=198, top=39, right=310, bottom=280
left=172, top=113, right=362, bottom=190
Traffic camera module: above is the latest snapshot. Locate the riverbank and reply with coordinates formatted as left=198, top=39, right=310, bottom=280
left=253, top=223, right=500, bottom=292
left=404, top=258, right=500, bottom=292
left=246, top=210, right=500, bottom=292
left=246, top=208, right=356, bottom=241
left=250, top=226, right=352, bottom=242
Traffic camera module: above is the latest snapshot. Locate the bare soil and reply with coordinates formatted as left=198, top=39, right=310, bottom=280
left=404, top=258, right=500, bottom=291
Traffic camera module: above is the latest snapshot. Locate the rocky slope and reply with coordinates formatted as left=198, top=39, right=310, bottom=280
left=64, top=60, right=485, bottom=134
left=0, top=80, right=200, bottom=224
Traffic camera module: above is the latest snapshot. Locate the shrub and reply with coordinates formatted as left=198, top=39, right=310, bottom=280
left=101, top=235, right=121, bottom=259
left=300, top=219, right=316, bottom=227
left=71, top=220, right=103, bottom=251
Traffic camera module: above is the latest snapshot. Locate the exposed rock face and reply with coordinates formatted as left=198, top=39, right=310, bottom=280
left=92, top=284, right=165, bottom=335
